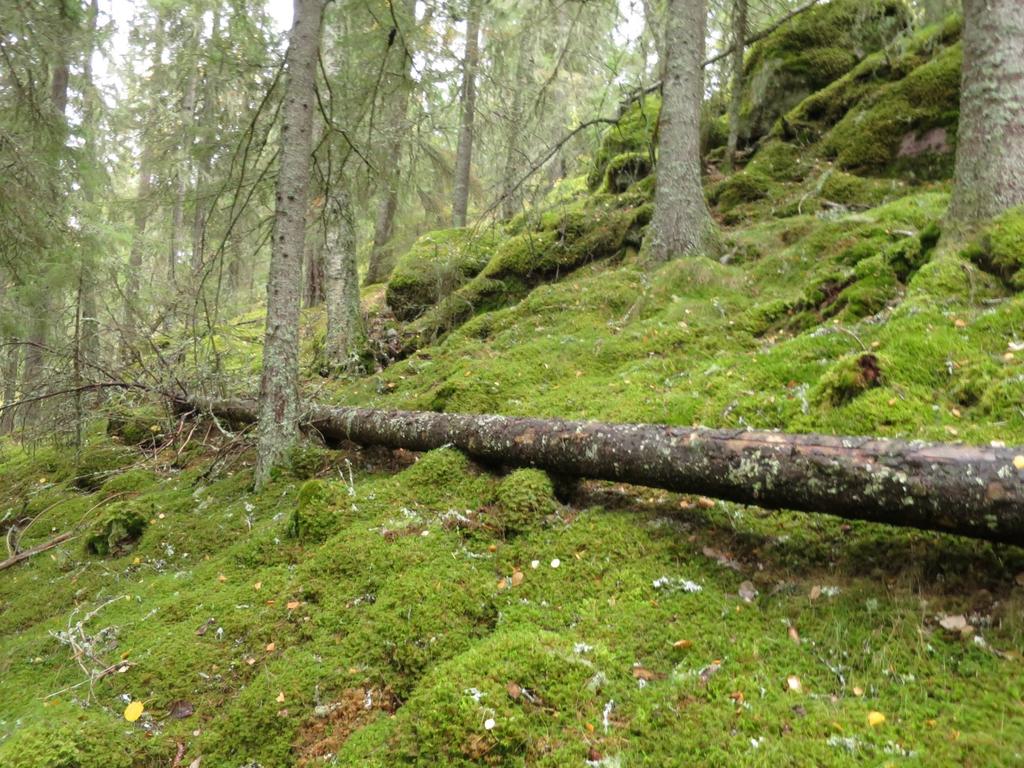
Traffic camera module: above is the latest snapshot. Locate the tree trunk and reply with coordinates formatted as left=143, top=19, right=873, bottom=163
left=181, top=397, right=1024, bottom=546
left=644, top=0, right=716, bottom=262
left=723, top=0, right=747, bottom=173
left=501, top=23, right=533, bottom=221
left=254, top=0, right=324, bottom=489
left=451, top=0, right=481, bottom=228
left=945, top=0, right=1024, bottom=235
left=0, top=342, right=19, bottom=434
left=304, top=232, right=324, bottom=307
left=170, top=64, right=199, bottom=285
left=123, top=148, right=153, bottom=361
left=80, top=0, right=101, bottom=370
left=191, top=6, right=221, bottom=274
left=364, top=0, right=417, bottom=286
left=323, top=190, right=361, bottom=369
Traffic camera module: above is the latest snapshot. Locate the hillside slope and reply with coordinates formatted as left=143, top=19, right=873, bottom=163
left=2, top=9, right=1024, bottom=768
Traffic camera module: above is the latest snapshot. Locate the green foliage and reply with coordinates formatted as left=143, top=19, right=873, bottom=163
left=71, top=444, right=135, bottom=491
left=492, top=468, right=557, bottom=534
left=289, top=478, right=345, bottom=542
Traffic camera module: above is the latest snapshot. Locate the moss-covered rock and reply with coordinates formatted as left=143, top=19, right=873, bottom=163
left=741, top=0, right=910, bottom=144
left=106, top=406, right=167, bottom=447
left=812, top=352, right=885, bottom=406
left=85, top=504, right=148, bottom=556
left=822, top=42, right=961, bottom=176
left=963, top=206, right=1024, bottom=290
left=386, top=228, right=502, bottom=321
left=602, top=151, right=654, bottom=193
left=492, top=468, right=557, bottom=534
left=587, top=96, right=660, bottom=190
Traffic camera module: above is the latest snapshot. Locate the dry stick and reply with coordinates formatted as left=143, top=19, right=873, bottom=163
left=0, top=531, right=75, bottom=572
left=178, top=397, right=1024, bottom=546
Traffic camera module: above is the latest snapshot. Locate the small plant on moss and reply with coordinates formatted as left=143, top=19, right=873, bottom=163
left=493, top=468, right=557, bottom=534
left=812, top=352, right=884, bottom=406
left=963, top=206, right=1024, bottom=290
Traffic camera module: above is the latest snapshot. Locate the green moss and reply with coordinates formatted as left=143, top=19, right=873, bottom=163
left=828, top=254, right=900, bottom=320
left=963, top=206, right=1024, bottom=290
left=819, top=171, right=893, bottom=207
left=99, top=467, right=159, bottom=494
left=812, top=352, right=885, bottom=406
left=386, top=228, right=502, bottom=321
left=822, top=43, right=961, bottom=176
left=70, top=444, right=136, bottom=491
left=587, top=96, right=660, bottom=190
left=84, top=503, right=148, bottom=556
left=709, top=169, right=776, bottom=212
left=106, top=406, right=168, bottom=446
left=601, top=151, right=653, bottom=193
left=742, top=0, right=910, bottom=143
left=0, top=717, right=133, bottom=768
left=289, top=478, right=347, bottom=543
left=492, top=468, right=557, bottom=534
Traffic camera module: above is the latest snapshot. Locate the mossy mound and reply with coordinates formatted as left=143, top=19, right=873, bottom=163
left=341, top=628, right=609, bottom=765
left=397, top=447, right=495, bottom=508
left=587, top=96, right=660, bottom=190
left=740, top=0, right=910, bottom=144
left=0, top=717, right=133, bottom=768
left=492, top=468, right=558, bottom=534
left=84, top=504, right=148, bottom=556
left=963, top=206, right=1024, bottom=290
left=289, top=478, right=347, bottom=543
left=106, top=405, right=168, bottom=446
left=386, top=228, right=502, bottom=321
left=72, top=444, right=136, bottom=491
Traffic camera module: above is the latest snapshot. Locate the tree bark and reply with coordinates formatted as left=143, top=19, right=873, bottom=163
left=254, top=0, right=324, bottom=489
left=451, top=0, right=481, bottom=228
left=323, top=190, right=361, bottom=369
left=123, top=147, right=153, bottom=361
left=501, top=22, right=534, bottom=220
left=181, top=397, right=1024, bottom=546
left=170, top=64, right=199, bottom=285
left=644, top=0, right=716, bottom=262
left=0, top=342, right=19, bottom=434
left=723, top=0, right=747, bottom=173
left=945, top=0, right=1024, bottom=235
left=364, top=0, right=417, bottom=286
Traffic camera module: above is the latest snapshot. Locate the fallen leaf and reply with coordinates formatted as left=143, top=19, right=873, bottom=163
left=702, top=546, right=741, bottom=571
left=786, top=675, right=803, bottom=693
left=245, top=657, right=256, bottom=666
left=632, top=666, right=661, bottom=681
left=253, top=582, right=262, bottom=591
left=738, top=581, right=757, bottom=603
left=188, top=759, right=202, bottom=768
left=276, top=691, right=285, bottom=704
left=1016, top=572, right=1024, bottom=587
left=1014, top=456, right=1024, bottom=471
left=697, top=497, right=715, bottom=509
left=729, top=690, right=744, bottom=703
left=788, top=626, right=800, bottom=645
left=809, top=585, right=822, bottom=601
left=587, top=747, right=602, bottom=761
left=867, top=710, right=886, bottom=727
left=699, top=662, right=722, bottom=685
left=511, top=570, right=524, bottom=587
left=265, top=642, right=276, bottom=652
left=673, top=639, right=692, bottom=650
left=195, top=618, right=215, bottom=637
left=585, top=722, right=595, bottom=733
left=123, top=701, right=144, bottom=722
left=286, top=600, right=300, bottom=610
left=506, top=681, right=522, bottom=699
left=853, top=686, right=864, bottom=697
left=217, top=574, right=227, bottom=583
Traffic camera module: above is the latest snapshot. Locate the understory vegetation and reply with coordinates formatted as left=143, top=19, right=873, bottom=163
left=2, top=5, right=1024, bottom=768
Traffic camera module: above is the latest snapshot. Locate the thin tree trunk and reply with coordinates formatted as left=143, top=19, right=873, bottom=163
left=80, top=0, right=101, bottom=378
left=181, top=397, right=1024, bottom=546
left=945, top=0, right=1024, bottom=236
left=723, top=0, right=747, bottom=173
left=0, top=342, right=19, bottom=434
left=254, top=0, right=324, bottom=489
left=323, top=190, right=361, bottom=369
left=123, top=149, right=153, bottom=360
left=304, top=232, right=324, bottom=307
left=451, top=0, right=481, bottom=228
left=364, top=0, right=417, bottom=286
left=191, top=6, right=220, bottom=274
left=644, top=0, right=716, bottom=262
left=170, top=65, right=199, bottom=285
left=501, top=24, right=533, bottom=220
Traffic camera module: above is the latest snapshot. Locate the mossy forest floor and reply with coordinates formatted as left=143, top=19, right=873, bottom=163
left=4, top=9, right=1024, bottom=765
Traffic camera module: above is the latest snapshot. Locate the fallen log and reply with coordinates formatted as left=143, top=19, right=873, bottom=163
left=178, top=397, right=1024, bottom=546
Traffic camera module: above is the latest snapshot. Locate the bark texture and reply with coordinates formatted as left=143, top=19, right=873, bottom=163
left=182, top=397, right=1024, bottom=546
left=323, top=191, right=361, bottom=368
left=946, top=0, right=1024, bottom=232
left=644, top=0, right=716, bottom=261
left=451, top=0, right=481, bottom=228
left=724, top=0, right=748, bottom=173
left=254, top=0, right=323, bottom=489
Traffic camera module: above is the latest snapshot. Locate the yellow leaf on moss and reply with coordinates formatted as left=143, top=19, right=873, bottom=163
left=867, top=711, right=886, bottom=727
left=123, top=701, right=144, bottom=722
